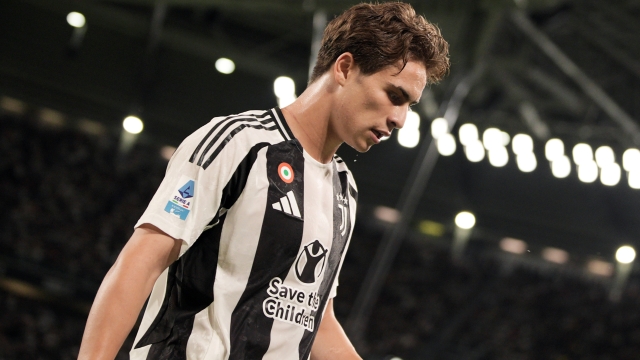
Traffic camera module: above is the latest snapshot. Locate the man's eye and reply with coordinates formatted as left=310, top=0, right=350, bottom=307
left=388, top=91, right=401, bottom=104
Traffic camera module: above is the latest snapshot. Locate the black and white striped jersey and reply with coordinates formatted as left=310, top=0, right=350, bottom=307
left=130, top=108, right=358, bottom=360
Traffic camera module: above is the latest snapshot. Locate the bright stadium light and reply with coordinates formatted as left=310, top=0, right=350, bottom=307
left=616, top=246, right=636, bottom=264
left=465, top=140, right=485, bottom=162
left=623, top=148, right=640, bottom=171
left=500, top=237, right=527, bottom=254
left=274, top=76, right=295, bottom=99
left=629, top=170, right=640, bottom=189
left=595, top=146, right=615, bottom=168
left=512, top=133, right=533, bottom=155
left=430, top=117, right=448, bottom=139
left=545, top=138, right=564, bottom=161
left=122, top=115, right=143, bottom=134
left=405, top=111, right=421, bottom=130
left=398, top=128, right=419, bottom=148
left=516, top=152, right=537, bottom=172
left=455, top=211, right=475, bottom=229
left=551, top=156, right=571, bottom=178
left=437, top=133, right=456, bottom=156
left=501, top=131, right=511, bottom=147
left=573, top=143, right=593, bottom=165
left=483, top=128, right=503, bottom=150
left=577, top=161, right=598, bottom=183
left=67, top=12, right=86, bottom=28
left=459, top=123, right=478, bottom=146
left=601, top=163, right=621, bottom=186
left=215, top=58, right=235, bottom=74
left=542, top=247, right=569, bottom=264
left=488, top=146, right=508, bottom=167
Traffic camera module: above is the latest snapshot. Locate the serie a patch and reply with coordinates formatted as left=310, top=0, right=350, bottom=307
left=164, top=175, right=195, bottom=220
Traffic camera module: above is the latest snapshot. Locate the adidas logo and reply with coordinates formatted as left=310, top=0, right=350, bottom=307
left=272, top=191, right=301, bottom=218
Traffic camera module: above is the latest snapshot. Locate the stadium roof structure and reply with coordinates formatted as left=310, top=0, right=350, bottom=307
left=2, top=0, right=640, bottom=262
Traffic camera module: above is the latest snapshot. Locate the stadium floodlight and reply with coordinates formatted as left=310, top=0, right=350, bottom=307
left=542, top=247, right=569, bottom=264
left=465, top=140, right=485, bottom=162
left=122, top=115, right=143, bottom=134
left=482, top=128, right=503, bottom=150
left=623, top=148, right=640, bottom=172
left=600, top=163, right=621, bottom=186
left=273, top=76, right=295, bottom=99
left=436, top=133, right=456, bottom=156
left=398, top=127, right=419, bottom=148
left=512, top=133, right=533, bottom=155
left=577, top=161, right=598, bottom=183
left=595, top=146, right=615, bottom=168
left=572, top=143, right=593, bottom=165
left=616, top=246, right=636, bottom=264
left=488, top=146, right=508, bottom=167
left=629, top=170, right=640, bottom=189
left=405, top=111, right=420, bottom=129
left=587, top=259, right=613, bottom=277
left=215, top=58, right=235, bottom=74
left=545, top=138, right=564, bottom=161
left=500, top=237, right=527, bottom=254
left=551, top=155, right=571, bottom=178
left=501, top=131, right=511, bottom=147
left=454, top=211, right=475, bottom=230
left=430, top=117, right=447, bottom=139
left=516, top=152, right=537, bottom=172
left=459, top=123, right=478, bottom=146
left=67, top=12, right=86, bottom=28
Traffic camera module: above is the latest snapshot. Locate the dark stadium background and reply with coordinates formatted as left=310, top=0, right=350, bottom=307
left=1, top=0, right=640, bottom=359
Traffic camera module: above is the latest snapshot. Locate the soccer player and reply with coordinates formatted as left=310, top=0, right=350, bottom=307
left=79, top=2, right=449, bottom=359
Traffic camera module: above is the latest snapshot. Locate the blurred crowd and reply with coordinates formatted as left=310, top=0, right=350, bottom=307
left=2, top=113, right=640, bottom=359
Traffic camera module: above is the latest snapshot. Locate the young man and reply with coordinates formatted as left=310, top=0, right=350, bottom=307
left=79, top=2, right=449, bottom=359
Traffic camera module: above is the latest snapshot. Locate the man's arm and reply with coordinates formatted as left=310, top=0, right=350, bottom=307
left=78, top=224, right=182, bottom=360
left=310, top=299, right=362, bottom=360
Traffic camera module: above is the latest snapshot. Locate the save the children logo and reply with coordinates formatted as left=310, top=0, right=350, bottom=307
left=262, top=277, right=320, bottom=332
left=294, top=240, right=327, bottom=284
left=164, top=176, right=195, bottom=221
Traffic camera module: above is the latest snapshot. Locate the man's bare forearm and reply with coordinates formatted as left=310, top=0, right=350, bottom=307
left=78, top=225, right=181, bottom=360
left=310, top=299, right=362, bottom=360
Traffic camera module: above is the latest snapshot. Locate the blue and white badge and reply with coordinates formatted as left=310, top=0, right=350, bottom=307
left=164, top=176, right=195, bottom=220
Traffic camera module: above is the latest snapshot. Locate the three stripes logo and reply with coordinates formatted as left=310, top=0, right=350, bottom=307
left=272, top=191, right=302, bottom=219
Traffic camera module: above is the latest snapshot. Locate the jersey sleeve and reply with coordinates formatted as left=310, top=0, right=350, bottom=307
left=135, top=116, right=263, bottom=248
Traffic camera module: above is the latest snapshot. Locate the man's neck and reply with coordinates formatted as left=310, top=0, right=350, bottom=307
left=280, top=76, right=341, bottom=164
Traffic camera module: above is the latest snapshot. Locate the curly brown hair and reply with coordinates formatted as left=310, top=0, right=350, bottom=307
left=309, top=2, right=450, bottom=85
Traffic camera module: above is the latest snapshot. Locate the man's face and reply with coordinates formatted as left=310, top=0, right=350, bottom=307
left=331, top=59, right=428, bottom=152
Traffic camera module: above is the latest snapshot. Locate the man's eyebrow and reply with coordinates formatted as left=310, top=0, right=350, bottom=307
left=392, top=84, right=420, bottom=106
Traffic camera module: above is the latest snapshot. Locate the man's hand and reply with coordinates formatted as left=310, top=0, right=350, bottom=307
left=310, top=299, right=362, bottom=360
left=78, top=224, right=182, bottom=360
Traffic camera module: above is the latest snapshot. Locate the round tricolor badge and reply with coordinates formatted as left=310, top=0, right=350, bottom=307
left=278, top=162, right=294, bottom=183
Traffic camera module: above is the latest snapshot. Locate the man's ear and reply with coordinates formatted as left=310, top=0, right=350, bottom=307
left=333, top=52, right=356, bottom=86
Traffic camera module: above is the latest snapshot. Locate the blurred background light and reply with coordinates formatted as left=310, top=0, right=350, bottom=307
left=616, top=246, right=636, bottom=264
left=465, top=140, right=485, bottom=162
left=572, top=143, right=593, bottom=165
left=215, top=58, right=235, bottom=74
left=458, top=123, right=478, bottom=146
left=501, top=131, right=511, bottom=147
left=545, top=138, right=564, bottom=161
left=551, top=156, right=571, bottom=178
left=595, top=146, right=615, bottom=168
left=430, top=117, right=448, bottom=139
left=66, top=12, right=86, bottom=28
left=488, top=146, right=508, bottom=167
left=623, top=148, right=640, bottom=171
left=577, top=161, right=598, bottom=183
left=482, top=128, right=502, bottom=150
left=500, top=237, right=527, bottom=254
left=516, top=152, right=537, bottom=172
left=587, top=259, right=613, bottom=276
left=374, top=206, right=401, bottom=224
left=512, top=133, right=533, bottom=155
left=436, top=133, right=456, bottom=156
left=398, top=128, right=419, bottom=148
left=274, top=76, right=296, bottom=107
left=542, top=247, right=569, bottom=264
left=123, top=115, right=144, bottom=134
left=600, top=163, right=621, bottom=186
left=454, top=211, right=475, bottom=229
left=629, top=170, right=640, bottom=189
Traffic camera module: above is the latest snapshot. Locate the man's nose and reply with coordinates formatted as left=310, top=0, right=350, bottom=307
left=388, top=106, right=409, bottom=130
